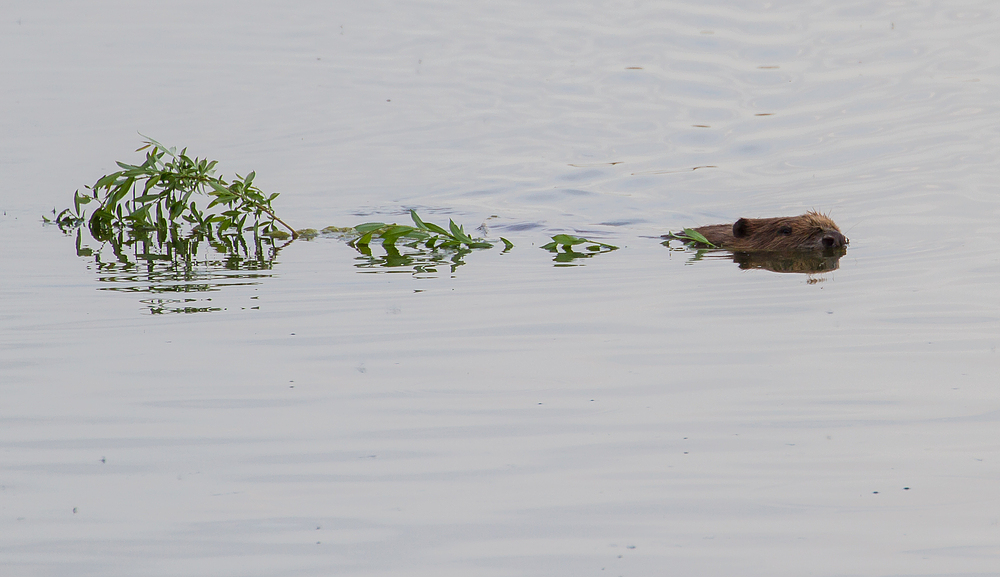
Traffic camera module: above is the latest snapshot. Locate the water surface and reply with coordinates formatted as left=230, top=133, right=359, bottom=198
left=2, top=1, right=1000, bottom=575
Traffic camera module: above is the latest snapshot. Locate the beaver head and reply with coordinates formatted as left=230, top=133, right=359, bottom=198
left=691, top=211, right=848, bottom=252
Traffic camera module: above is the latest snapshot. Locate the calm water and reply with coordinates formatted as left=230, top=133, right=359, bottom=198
left=2, top=1, right=1000, bottom=575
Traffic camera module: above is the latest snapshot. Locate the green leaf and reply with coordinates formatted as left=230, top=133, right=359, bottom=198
left=88, top=209, right=115, bottom=241
left=107, top=177, right=134, bottom=209
left=94, top=172, right=121, bottom=190
left=681, top=228, right=716, bottom=247
left=449, top=220, right=472, bottom=243
left=142, top=174, right=161, bottom=194
left=126, top=204, right=150, bottom=222
left=207, top=180, right=230, bottom=194
left=73, top=190, right=92, bottom=215
left=355, top=222, right=387, bottom=234
left=169, top=200, right=186, bottom=220
left=423, top=221, right=451, bottom=237
left=500, top=237, right=513, bottom=251
left=380, top=225, right=416, bottom=245
left=133, top=193, right=164, bottom=204
left=410, top=209, right=429, bottom=230
left=550, top=234, right=587, bottom=246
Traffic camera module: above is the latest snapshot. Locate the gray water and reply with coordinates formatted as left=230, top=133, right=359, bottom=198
left=2, top=1, right=1000, bottom=575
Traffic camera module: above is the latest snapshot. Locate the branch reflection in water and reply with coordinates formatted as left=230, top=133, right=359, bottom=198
left=72, top=226, right=282, bottom=314
left=351, top=240, right=473, bottom=276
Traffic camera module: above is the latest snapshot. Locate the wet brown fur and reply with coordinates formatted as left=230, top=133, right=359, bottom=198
left=692, top=211, right=848, bottom=252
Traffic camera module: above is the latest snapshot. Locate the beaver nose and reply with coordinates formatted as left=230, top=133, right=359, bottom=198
left=822, top=232, right=847, bottom=248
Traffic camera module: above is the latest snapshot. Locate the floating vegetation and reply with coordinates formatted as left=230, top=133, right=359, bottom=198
left=348, top=209, right=506, bottom=251
left=540, top=234, right=618, bottom=252
left=540, top=234, right=618, bottom=265
left=340, top=210, right=511, bottom=276
left=45, top=141, right=528, bottom=304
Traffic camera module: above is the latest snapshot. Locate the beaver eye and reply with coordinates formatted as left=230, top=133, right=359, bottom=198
left=777, top=226, right=793, bottom=235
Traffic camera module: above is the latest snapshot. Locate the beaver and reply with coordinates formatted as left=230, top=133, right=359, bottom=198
left=667, top=211, right=848, bottom=252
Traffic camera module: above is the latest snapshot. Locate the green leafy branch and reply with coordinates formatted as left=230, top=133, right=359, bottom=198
left=348, top=209, right=511, bottom=251
left=541, top=234, right=618, bottom=252
left=46, top=138, right=296, bottom=242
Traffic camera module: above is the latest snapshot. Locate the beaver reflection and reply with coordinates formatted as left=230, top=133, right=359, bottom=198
left=663, top=211, right=848, bottom=275
left=730, top=248, right=845, bottom=274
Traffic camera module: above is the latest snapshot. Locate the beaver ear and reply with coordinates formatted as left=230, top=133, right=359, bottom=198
left=732, top=218, right=750, bottom=238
